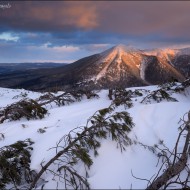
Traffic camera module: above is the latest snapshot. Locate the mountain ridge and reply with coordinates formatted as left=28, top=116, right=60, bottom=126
left=0, top=44, right=189, bottom=91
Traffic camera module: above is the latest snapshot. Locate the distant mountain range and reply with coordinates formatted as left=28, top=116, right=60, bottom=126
left=0, top=44, right=190, bottom=91
left=0, top=62, right=66, bottom=74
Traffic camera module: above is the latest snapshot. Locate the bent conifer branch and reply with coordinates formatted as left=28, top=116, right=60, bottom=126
left=29, top=107, right=134, bottom=189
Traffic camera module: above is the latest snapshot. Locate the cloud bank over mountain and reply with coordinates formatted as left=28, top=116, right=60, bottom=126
left=1, top=1, right=190, bottom=62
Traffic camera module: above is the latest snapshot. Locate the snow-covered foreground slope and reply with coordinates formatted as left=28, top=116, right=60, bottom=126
left=0, top=85, right=190, bottom=189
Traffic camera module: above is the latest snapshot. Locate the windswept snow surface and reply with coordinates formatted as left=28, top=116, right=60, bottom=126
left=0, top=85, right=190, bottom=189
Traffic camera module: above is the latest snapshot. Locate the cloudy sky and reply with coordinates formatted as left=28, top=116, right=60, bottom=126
left=1, top=1, right=190, bottom=63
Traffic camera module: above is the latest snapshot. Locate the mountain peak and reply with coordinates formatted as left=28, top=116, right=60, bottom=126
left=100, top=44, right=140, bottom=58
left=113, top=44, right=138, bottom=52
left=114, top=44, right=126, bottom=49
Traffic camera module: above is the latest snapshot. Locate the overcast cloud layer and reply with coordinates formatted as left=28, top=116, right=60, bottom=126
left=1, top=1, right=190, bottom=63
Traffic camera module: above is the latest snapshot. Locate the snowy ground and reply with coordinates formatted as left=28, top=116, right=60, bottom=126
left=0, top=85, right=190, bottom=189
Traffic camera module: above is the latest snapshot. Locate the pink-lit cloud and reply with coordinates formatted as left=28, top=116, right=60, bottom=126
left=1, top=1, right=190, bottom=62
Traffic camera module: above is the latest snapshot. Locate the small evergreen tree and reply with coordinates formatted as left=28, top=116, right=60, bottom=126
left=141, top=89, right=178, bottom=104
left=0, top=139, right=35, bottom=189
left=29, top=106, right=134, bottom=190
left=0, top=99, right=47, bottom=123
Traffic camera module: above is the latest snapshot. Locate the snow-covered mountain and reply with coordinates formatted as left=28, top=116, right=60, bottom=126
left=0, top=44, right=189, bottom=90
left=0, top=81, right=190, bottom=189
left=76, top=44, right=185, bottom=88
left=144, top=47, right=190, bottom=77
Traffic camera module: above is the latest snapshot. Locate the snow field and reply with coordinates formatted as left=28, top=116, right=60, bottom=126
left=0, top=85, right=190, bottom=189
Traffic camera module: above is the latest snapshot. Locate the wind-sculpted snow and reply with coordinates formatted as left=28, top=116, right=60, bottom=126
left=0, top=83, right=190, bottom=189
